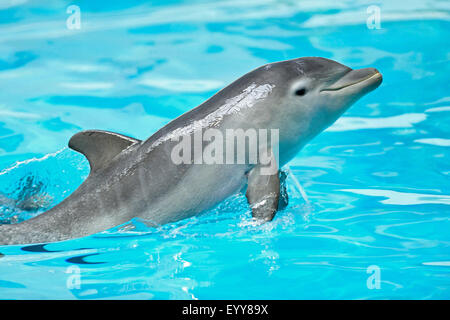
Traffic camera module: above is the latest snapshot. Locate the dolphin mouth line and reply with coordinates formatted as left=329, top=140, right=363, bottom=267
left=321, top=71, right=382, bottom=92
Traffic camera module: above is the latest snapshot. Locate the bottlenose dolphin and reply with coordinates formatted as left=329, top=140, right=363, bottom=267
left=0, top=57, right=382, bottom=245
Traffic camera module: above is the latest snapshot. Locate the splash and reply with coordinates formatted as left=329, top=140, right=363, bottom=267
left=0, top=148, right=89, bottom=223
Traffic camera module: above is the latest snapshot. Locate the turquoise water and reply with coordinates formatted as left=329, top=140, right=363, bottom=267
left=0, top=0, right=449, bottom=299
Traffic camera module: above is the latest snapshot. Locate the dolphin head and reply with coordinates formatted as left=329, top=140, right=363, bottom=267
left=287, top=57, right=382, bottom=112
left=258, top=57, right=382, bottom=165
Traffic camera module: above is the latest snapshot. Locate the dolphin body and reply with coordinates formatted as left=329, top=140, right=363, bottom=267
left=0, top=57, right=382, bottom=245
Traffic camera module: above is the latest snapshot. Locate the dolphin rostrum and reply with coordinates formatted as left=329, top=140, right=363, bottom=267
left=0, top=57, right=382, bottom=245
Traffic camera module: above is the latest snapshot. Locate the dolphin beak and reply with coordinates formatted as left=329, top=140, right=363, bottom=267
left=321, top=68, right=382, bottom=93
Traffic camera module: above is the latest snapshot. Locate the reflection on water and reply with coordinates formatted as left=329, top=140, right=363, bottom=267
left=340, top=189, right=450, bottom=206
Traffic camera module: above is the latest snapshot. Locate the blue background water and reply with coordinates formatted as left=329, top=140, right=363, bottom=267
left=0, top=0, right=449, bottom=299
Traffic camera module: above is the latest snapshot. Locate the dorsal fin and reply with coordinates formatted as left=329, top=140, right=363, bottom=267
left=68, top=130, right=141, bottom=173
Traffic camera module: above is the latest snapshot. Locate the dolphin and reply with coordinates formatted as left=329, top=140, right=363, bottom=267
left=0, top=57, right=382, bottom=245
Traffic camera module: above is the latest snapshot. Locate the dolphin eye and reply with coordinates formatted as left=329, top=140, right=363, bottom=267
left=295, top=88, right=307, bottom=96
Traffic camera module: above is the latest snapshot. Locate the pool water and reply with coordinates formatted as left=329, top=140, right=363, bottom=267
left=0, top=0, right=449, bottom=299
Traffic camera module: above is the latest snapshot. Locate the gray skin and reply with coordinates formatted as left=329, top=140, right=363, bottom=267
left=0, top=57, right=382, bottom=245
